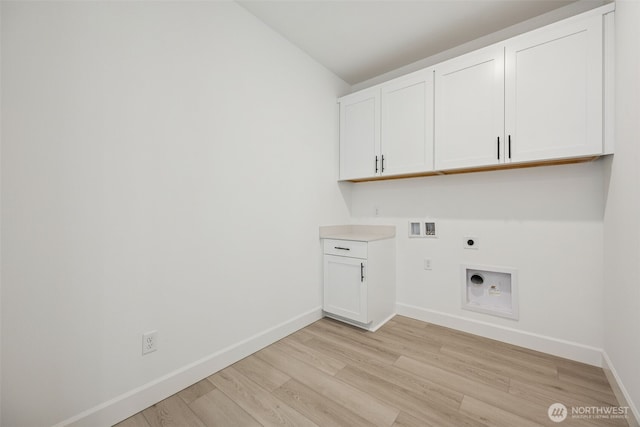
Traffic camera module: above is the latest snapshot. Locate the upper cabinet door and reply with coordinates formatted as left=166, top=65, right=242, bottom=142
left=435, top=45, right=504, bottom=170
left=505, top=14, right=603, bottom=163
left=339, top=88, right=380, bottom=180
left=380, top=69, right=435, bottom=175
left=435, top=45, right=505, bottom=171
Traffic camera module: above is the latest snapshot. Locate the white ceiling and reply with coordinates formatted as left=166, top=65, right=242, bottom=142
left=237, top=0, right=602, bottom=85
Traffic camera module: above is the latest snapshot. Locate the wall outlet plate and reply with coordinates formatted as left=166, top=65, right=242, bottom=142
left=142, top=330, right=158, bottom=355
left=408, top=221, right=422, bottom=238
left=409, top=219, right=437, bottom=238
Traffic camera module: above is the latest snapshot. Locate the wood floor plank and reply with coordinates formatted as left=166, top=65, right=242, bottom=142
left=277, top=337, right=347, bottom=376
left=387, top=315, right=431, bottom=329
left=440, top=342, right=558, bottom=378
left=509, top=378, right=628, bottom=426
left=189, top=388, right=261, bottom=427
left=394, top=355, right=556, bottom=425
left=554, top=357, right=612, bottom=378
left=273, top=379, right=376, bottom=427
left=177, top=379, right=216, bottom=405
left=510, top=374, right=619, bottom=408
left=377, top=321, right=443, bottom=353
left=312, top=341, right=464, bottom=411
left=335, top=364, right=484, bottom=427
left=255, top=343, right=400, bottom=426
left=303, top=336, right=378, bottom=367
left=436, top=332, right=562, bottom=376
left=391, top=317, right=560, bottom=376
left=374, top=326, right=442, bottom=354
left=208, top=367, right=316, bottom=427
left=302, top=329, right=468, bottom=411
left=232, top=354, right=291, bottom=391
left=287, top=328, right=316, bottom=343
left=392, top=411, right=439, bottom=427
left=113, top=412, right=151, bottom=427
left=533, top=372, right=618, bottom=405
left=142, top=395, right=205, bottom=427
left=439, top=343, right=558, bottom=384
left=557, top=366, right=616, bottom=394
left=305, top=320, right=401, bottom=365
left=459, top=395, right=545, bottom=427
left=362, top=325, right=510, bottom=392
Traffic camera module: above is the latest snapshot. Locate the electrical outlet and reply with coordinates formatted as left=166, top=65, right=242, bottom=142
left=424, top=259, right=432, bottom=270
left=464, top=236, right=479, bottom=249
left=142, top=330, right=158, bottom=355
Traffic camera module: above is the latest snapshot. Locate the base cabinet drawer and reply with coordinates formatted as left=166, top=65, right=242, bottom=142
left=323, top=239, right=368, bottom=258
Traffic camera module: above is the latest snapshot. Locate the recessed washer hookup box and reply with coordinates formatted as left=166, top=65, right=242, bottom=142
left=462, top=265, right=519, bottom=320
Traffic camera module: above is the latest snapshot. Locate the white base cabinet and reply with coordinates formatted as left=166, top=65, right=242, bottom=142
left=322, top=238, right=395, bottom=331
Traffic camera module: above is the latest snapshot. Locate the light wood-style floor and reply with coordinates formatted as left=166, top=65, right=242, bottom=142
left=114, top=316, right=628, bottom=427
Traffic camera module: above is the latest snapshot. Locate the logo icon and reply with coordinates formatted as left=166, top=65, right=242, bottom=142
left=548, top=403, right=568, bottom=422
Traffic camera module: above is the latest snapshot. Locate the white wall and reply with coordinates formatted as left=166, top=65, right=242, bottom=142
left=603, top=0, right=640, bottom=420
left=350, top=161, right=605, bottom=362
left=0, top=2, right=349, bottom=426
left=0, top=2, right=3, bottom=423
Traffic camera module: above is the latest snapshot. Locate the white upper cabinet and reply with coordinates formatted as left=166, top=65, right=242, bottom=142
left=339, top=4, right=613, bottom=181
left=380, top=69, right=434, bottom=176
left=339, top=88, right=380, bottom=181
left=505, top=13, right=603, bottom=163
left=435, top=45, right=505, bottom=170
left=339, top=70, right=434, bottom=180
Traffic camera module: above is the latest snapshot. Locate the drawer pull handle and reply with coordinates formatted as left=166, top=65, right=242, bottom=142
left=334, top=246, right=350, bottom=251
left=360, top=263, right=364, bottom=282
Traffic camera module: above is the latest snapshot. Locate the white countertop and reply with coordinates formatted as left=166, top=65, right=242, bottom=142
left=319, top=225, right=396, bottom=242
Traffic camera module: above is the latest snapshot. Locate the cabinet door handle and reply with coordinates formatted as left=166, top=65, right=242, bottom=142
left=375, top=155, right=379, bottom=173
left=508, top=135, right=512, bottom=159
left=360, top=263, right=364, bottom=282
left=381, top=155, right=385, bottom=173
left=497, top=136, right=500, bottom=160
left=334, top=246, right=350, bottom=251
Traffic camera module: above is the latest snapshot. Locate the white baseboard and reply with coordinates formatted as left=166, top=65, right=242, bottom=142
left=54, top=307, right=324, bottom=427
left=396, top=303, right=603, bottom=366
left=602, top=352, right=640, bottom=427
left=370, top=312, right=396, bottom=332
left=323, top=311, right=396, bottom=332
